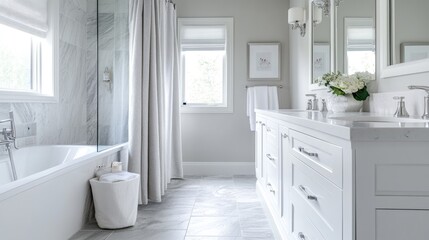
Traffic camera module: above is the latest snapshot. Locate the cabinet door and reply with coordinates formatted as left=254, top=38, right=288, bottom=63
left=279, top=125, right=292, bottom=234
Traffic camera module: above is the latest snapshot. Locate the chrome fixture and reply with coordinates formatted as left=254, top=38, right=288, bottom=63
left=305, top=94, right=319, bottom=110
left=393, top=96, right=409, bottom=118
left=0, top=111, right=18, bottom=181
left=408, top=85, right=429, bottom=119
left=288, top=7, right=306, bottom=37
left=313, top=0, right=343, bottom=16
left=320, top=99, right=328, bottom=112
left=306, top=99, right=312, bottom=110
left=0, top=111, right=18, bottom=149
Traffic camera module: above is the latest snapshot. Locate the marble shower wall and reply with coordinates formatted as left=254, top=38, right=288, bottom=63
left=0, top=0, right=90, bottom=146
left=95, top=0, right=130, bottom=147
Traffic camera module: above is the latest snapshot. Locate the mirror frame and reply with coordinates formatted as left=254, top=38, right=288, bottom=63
left=309, top=0, right=335, bottom=91
left=379, top=0, right=429, bottom=79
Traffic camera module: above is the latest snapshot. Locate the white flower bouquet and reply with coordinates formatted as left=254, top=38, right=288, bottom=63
left=319, top=71, right=373, bottom=101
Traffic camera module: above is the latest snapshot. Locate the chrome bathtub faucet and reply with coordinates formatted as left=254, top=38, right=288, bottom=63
left=0, top=111, right=18, bottom=149
left=0, top=111, right=18, bottom=181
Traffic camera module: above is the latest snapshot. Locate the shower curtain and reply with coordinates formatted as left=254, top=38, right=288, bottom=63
left=129, top=0, right=183, bottom=205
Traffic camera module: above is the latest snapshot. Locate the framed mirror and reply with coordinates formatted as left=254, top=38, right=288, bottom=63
left=334, top=0, right=376, bottom=77
left=309, top=0, right=334, bottom=90
left=379, top=0, right=429, bottom=78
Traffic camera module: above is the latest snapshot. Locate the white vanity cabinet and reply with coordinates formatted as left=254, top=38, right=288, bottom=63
left=255, top=110, right=429, bottom=240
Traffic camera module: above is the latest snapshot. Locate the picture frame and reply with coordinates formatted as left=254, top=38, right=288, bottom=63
left=401, top=43, right=429, bottom=63
left=312, top=43, right=330, bottom=83
left=248, top=43, right=281, bottom=80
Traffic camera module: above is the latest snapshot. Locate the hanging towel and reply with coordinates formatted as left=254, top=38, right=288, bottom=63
left=247, top=86, right=279, bottom=131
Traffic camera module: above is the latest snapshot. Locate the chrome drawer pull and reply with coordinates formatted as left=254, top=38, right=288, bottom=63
left=266, top=154, right=275, bottom=161
left=298, top=232, right=306, bottom=240
left=298, top=185, right=318, bottom=201
left=298, top=147, right=318, bottom=157
left=267, top=183, right=275, bottom=195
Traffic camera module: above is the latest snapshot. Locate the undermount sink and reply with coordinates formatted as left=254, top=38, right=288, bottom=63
left=328, top=116, right=429, bottom=123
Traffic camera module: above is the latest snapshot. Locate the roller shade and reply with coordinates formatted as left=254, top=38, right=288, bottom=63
left=0, top=0, right=49, bottom=38
left=180, top=25, right=226, bottom=50
left=347, top=27, right=375, bottom=50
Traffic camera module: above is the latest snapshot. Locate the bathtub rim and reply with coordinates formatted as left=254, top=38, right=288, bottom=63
left=0, top=143, right=128, bottom=202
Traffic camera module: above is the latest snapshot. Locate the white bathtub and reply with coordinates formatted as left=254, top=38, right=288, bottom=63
left=0, top=145, right=96, bottom=186
left=0, top=144, right=128, bottom=240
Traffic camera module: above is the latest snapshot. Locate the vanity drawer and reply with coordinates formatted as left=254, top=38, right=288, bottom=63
left=264, top=121, right=278, bottom=147
left=291, top=157, right=342, bottom=240
left=263, top=120, right=279, bottom=167
left=290, top=129, right=343, bottom=188
left=291, top=199, right=326, bottom=240
left=264, top=160, right=280, bottom=208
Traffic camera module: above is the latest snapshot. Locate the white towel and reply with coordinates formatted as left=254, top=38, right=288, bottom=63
left=99, top=172, right=139, bottom=183
left=247, top=86, right=279, bottom=131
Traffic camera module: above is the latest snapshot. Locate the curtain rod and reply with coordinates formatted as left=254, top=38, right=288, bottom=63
left=245, top=85, right=283, bottom=89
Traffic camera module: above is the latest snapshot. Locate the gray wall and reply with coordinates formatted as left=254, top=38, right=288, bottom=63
left=176, top=0, right=290, bottom=163
left=0, top=0, right=89, bottom=146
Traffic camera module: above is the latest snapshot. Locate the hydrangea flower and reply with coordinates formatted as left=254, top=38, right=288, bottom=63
left=319, top=71, right=372, bottom=101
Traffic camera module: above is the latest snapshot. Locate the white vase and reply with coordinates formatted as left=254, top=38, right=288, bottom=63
left=328, top=94, right=363, bottom=113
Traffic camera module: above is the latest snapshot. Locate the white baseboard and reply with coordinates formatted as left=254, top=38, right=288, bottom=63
left=183, top=162, right=255, bottom=176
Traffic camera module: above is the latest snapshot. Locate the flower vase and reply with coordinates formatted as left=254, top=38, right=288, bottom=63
left=328, top=94, right=363, bottom=113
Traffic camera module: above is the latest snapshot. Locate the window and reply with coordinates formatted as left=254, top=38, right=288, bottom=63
left=0, top=0, right=58, bottom=102
left=0, top=24, right=41, bottom=92
left=179, top=18, right=233, bottom=113
left=345, top=18, right=376, bottom=75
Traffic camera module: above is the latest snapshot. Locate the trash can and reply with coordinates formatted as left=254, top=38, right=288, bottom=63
left=89, top=172, right=140, bottom=229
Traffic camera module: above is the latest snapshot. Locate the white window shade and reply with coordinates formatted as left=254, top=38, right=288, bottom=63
left=0, top=0, right=48, bottom=37
left=180, top=25, right=226, bottom=49
left=347, top=27, right=375, bottom=49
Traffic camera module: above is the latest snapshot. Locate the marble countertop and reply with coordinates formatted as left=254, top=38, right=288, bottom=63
left=256, top=109, right=429, bottom=141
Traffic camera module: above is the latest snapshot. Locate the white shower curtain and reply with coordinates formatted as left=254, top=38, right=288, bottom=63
left=129, top=0, right=183, bottom=205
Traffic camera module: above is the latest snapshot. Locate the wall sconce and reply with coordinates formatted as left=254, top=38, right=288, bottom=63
left=288, top=7, right=306, bottom=37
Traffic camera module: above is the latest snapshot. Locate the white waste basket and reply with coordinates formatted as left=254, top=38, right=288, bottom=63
left=89, top=173, right=140, bottom=229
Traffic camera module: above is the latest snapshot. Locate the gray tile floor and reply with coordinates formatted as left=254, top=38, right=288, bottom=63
left=70, top=175, right=275, bottom=240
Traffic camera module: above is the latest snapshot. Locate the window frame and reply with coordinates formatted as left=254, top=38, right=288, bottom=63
left=178, top=18, right=234, bottom=114
left=0, top=0, right=59, bottom=103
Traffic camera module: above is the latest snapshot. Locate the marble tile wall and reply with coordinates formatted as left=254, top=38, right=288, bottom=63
left=0, top=0, right=90, bottom=146
left=0, top=0, right=129, bottom=148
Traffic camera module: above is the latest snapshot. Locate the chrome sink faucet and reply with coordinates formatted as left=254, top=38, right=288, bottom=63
left=393, top=96, right=409, bottom=118
left=305, top=94, right=318, bottom=111
left=408, top=85, right=429, bottom=119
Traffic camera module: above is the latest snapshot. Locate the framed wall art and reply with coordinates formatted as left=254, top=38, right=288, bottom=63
left=401, top=43, right=429, bottom=63
left=248, top=43, right=281, bottom=80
